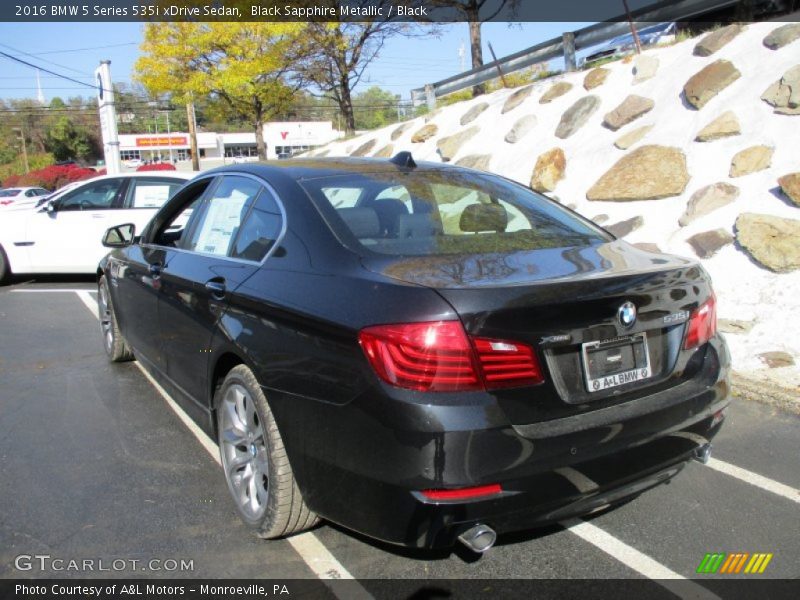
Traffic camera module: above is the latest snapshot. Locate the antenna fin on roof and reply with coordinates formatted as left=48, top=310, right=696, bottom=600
left=390, top=151, right=416, bottom=169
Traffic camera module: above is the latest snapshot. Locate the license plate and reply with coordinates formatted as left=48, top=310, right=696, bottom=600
left=581, top=333, right=652, bottom=393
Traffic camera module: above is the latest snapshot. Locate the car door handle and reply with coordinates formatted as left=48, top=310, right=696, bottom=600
left=205, top=279, right=226, bottom=299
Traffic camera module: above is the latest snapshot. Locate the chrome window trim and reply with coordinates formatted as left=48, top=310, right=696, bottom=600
left=140, top=171, right=288, bottom=267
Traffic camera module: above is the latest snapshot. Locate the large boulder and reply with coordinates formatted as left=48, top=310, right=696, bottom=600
left=391, top=123, right=412, bottom=141
left=683, top=60, right=741, bottom=109
left=504, top=114, right=537, bottom=143
left=583, top=67, right=610, bottom=90
left=530, top=148, right=566, bottom=193
left=351, top=139, right=376, bottom=157
left=555, top=95, right=601, bottom=139
left=761, top=65, right=800, bottom=115
left=374, top=143, right=395, bottom=158
left=455, top=154, right=491, bottom=171
left=735, top=213, right=800, bottom=272
left=633, top=55, right=659, bottom=84
left=778, top=173, right=800, bottom=207
left=603, top=95, right=654, bottom=131
left=687, top=228, right=734, bottom=258
left=540, top=81, right=573, bottom=103
left=614, top=124, right=653, bottom=150
left=411, top=123, right=438, bottom=143
left=436, top=126, right=479, bottom=162
left=693, top=24, right=745, bottom=56
left=460, top=102, right=489, bottom=125
left=587, top=145, right=689, bottom=201
left=763, top=23, right=800, bottom=50
left=679, top=182, right=739, bottom=226
left=502, top=85, right=534, bottom=113
left=730, top=145, right=773, bottom=178
left=695, top=110, right=741, bottom=141
left=606, top=216, right=644, bottom=238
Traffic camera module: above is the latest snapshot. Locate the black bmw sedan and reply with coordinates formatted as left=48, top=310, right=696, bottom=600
left=97, top=153, right=730, bottom=552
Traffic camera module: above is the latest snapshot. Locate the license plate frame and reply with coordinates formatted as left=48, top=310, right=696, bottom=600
left=581, top=332, right=652, bottom=393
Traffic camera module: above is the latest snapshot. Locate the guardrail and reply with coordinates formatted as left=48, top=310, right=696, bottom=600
left=411, top=0, right=740, bottom=108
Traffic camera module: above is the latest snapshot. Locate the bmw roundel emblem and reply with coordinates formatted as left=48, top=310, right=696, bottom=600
left=618, top=301, right=637, bottom=328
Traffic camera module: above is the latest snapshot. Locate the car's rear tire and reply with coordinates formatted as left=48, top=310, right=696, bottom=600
left=0, top=244, right=11, bottom=285
left=216, top=364, right=319, bottom=539
left=98, top=275, right=134, bottom=362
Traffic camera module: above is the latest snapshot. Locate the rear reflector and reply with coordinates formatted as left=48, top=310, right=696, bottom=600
left=421, top=484, right=502, bottom=501
left=684, top=294, right=717, bottom=350
left=359, top=321, right=544, bottom=392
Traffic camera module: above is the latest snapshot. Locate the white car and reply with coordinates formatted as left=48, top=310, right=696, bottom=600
left=0, top=172, right=191, bottom=282
left=0, top=187, right=51, bottom=208
left=125, top=159, right=143, bottom=169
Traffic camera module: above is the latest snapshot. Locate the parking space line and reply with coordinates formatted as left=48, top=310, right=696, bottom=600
left=73, top=291, right=368, bottom=593
left=561, top=519, right=720, bottom=600
left=705, top=457, right=800, bottom=505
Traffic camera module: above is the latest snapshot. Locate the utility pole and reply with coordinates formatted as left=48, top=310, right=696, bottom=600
left=12, top=127, right=29, bottom=174
left=186, top=101, right=200, bottom=171
left=622, top=0, right=643, bottom=54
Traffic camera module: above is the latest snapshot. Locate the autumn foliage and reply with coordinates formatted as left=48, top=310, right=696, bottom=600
left=2, top=164, right=101, bottom=190
left=136, top=163, right=177, bottom=172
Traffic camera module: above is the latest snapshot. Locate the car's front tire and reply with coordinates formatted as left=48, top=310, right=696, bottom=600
left=0, top=244, right=11, bottom=285
left=98, top=275, right=134, bottom=362
left=216, top=364, right=319, bottom=539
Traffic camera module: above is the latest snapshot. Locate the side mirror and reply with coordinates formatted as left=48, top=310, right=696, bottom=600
left=45, top=200, right=56, bottom=213
left=103, top=223, right=136, bottom=248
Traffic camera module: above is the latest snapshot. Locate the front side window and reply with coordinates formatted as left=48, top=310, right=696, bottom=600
left=301, top=170, right=609, bottom=256
left=57, top=179, right=123, bottom=211
left=185, top=176, right=263, bottom=257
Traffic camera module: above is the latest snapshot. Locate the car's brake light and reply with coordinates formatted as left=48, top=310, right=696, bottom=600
left=472, top=337, right=544, bottom=388
left=420, top=483, right=503, bottom=501
left=358, top=321, right=544, bottom=392
left=684, top=294, right=717, bottom=350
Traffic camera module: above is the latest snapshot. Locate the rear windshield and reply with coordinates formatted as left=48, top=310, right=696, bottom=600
left=300, top=169, right=609, bottom=256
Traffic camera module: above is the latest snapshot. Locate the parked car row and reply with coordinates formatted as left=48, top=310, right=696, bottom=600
left=91, top=154, right=729, bottom=552
left=0, top=187, right=51, bottom=207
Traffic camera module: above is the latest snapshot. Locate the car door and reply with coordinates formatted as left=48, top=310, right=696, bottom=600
left=25, top=177, right=128, bottom=272
left=111, top=177, right=215, bottom=373
left=155, top=174, right=276, bottom=407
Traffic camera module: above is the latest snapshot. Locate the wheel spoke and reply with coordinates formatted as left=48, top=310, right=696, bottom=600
left=222, top=396, right=247, bottom=434
left=221, top=428, right=247, bottom=446
left=228, top=452, right=253, bottom=470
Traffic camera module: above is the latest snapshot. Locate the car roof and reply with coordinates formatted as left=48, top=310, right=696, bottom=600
left=96, top=171, right=193, bottom=180
left=200, top=156, right=459, bottom=183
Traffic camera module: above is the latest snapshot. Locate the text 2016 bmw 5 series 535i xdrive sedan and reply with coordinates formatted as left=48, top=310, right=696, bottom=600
left=97, top=154, right=730, bottom=553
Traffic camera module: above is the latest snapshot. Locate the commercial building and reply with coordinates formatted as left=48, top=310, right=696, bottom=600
left=118, top=121, right=342, bottom=162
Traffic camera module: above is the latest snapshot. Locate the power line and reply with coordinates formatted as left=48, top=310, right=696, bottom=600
left=31, top=42, right=138, bottom=56
left=0, top=51, right=114, bottom=95
left=0, top=43, right=92, bottom=77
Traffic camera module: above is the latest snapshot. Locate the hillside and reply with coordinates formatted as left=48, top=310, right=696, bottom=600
left=308, top=22, right=800, bottom=392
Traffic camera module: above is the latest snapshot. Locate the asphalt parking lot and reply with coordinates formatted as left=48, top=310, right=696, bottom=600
left=1, top=280, right=798, bottom=595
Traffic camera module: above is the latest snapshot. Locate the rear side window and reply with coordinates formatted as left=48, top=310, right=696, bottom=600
left=301, top=170, right=609, bottom=256
left=229, top=191, right=282, bottom=262
left=185, top=176, right=262, bottom=257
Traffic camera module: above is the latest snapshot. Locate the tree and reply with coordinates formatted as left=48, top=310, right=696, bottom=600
left=353, top=86, right=400, bottom=130
left=45, top=116, right=95, bottom=161
left=304, top=1, right=431, bottom=135
left=431, top=1, right=520, bottom=97
left=135, top=23, right=311, bottom=160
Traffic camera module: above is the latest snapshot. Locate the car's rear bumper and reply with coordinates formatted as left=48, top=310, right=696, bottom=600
left=266, top=338, right=730, bottom=549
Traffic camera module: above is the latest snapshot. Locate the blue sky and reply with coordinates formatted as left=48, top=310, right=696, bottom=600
left=0, top=21, right=593, bottom=104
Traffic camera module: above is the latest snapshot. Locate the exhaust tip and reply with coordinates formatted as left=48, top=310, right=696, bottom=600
left=693, top=443, right=712, bottom=464
left=457, top=524, right=497, bottom=554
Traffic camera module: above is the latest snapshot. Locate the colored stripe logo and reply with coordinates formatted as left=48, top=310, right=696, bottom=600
left=696, top=552, right=773, bottom=574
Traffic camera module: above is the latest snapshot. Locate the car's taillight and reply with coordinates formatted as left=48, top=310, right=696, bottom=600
left=684, top=294, right=717, bottom=350
left=472, top=337, right=544, bottom=388
left=358, top=321, right=544, bottom=392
